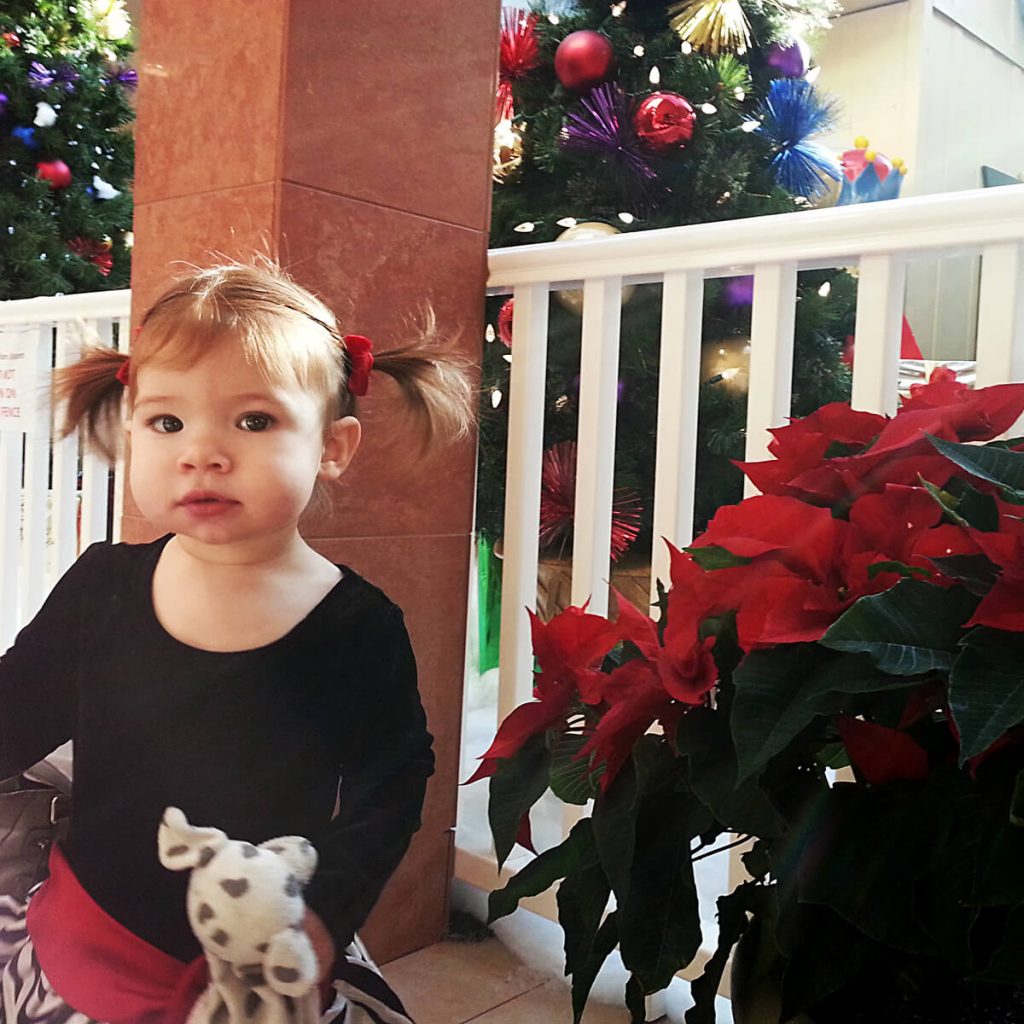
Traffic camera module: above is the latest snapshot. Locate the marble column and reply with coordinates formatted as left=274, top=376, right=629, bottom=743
left=129, top=1, right=499, bottom=960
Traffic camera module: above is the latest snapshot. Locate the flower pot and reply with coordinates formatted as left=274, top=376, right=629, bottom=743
left=729, top=917, right=815, bottom=1024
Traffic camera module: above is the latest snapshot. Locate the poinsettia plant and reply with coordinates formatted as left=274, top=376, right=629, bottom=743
left=468, top=368, right=1024, bottom=1024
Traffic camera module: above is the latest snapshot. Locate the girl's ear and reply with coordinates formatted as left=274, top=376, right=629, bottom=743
left=319, top=416, right=361, bottom=482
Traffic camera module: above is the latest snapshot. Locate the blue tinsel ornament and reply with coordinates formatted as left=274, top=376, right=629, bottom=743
left=12, top=126, right=39, bottom=148
left=756, top=79, right=840, bottom=199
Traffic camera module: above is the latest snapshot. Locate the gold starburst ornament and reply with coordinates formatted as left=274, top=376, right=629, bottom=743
left=493, top=119, right=523, bottom=183
left=667, top=0, right=751, bottom=56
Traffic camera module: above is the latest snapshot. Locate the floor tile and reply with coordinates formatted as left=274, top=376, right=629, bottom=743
left=467, top=979, right=633, bottom=1023
left=384, top=937, right=549, bottom=1024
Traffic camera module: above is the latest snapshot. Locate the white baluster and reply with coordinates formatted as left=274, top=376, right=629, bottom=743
left=851, top=253, right=906, bottom=416
left=50, top=323, right=79, bottom=580
left=976, top=242, right=1024, bottom=390
left=21, top=324, right=52, bottom=622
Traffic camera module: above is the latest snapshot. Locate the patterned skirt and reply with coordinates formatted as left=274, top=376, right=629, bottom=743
left=0, top=891, right=413, bottom=1024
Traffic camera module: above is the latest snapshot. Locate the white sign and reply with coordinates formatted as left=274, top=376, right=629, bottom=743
left=0, top=324, right=45, bottom=434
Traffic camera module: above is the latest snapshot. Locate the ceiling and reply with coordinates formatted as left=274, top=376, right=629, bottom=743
left=837, top=0, right=907, bottom=13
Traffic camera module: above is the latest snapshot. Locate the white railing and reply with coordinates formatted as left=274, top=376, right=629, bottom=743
left=456, top=185, right=1024, bottom=986
left=0, top=289, right=131, bottom=651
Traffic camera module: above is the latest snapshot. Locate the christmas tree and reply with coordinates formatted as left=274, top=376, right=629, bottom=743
left=0, top=0, right=135, bottom=300
left=478, top=0, right=858, bottom=573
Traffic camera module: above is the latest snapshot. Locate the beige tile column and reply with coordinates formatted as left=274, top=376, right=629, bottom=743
left=130, top=0, right=500, bottom=960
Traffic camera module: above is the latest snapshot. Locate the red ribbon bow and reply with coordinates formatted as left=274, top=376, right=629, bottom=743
left=344, top=334, right=374, bottom=397
left=115, top=358, right=131, bottom=386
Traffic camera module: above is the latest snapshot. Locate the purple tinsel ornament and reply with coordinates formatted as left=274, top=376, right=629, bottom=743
left=765, top=37, right=810, bottom=78
left=104, top=61, right=138, bottom=91
left=28, top=61, right=55, bottom=89
left=562, top=83, right=659, bottom=186
left=0, top=93, right=8, bottom=114
left=54, top=62, right=80, bottom=93
left=722, top=275, right=754, bottom=307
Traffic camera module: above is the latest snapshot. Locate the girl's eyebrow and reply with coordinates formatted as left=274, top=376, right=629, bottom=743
left=133, top=392, right=286, bottom=410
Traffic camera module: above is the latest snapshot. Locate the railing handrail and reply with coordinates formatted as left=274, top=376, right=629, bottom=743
left=487, top=184, right=1024, bottom=290
left=0, top=288, right=131, bottom=325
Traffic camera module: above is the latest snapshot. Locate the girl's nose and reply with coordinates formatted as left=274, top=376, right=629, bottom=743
left=177, top=435, right=231, bottom=473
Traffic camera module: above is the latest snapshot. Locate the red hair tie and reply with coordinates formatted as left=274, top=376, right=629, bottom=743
left=115, top=358, right=131, bottom=386
left=344, top=335, right=374, bottom=397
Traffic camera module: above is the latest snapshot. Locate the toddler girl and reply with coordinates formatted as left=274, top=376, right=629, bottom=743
left=0, top=261, right=474, bottom=1023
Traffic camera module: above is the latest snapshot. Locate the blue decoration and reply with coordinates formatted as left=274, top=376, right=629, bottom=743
left=837, top=160, right=903, bottom=205
left=756, top=79, right=840, bottom=199
left=12, top=126, right=39, bottom=148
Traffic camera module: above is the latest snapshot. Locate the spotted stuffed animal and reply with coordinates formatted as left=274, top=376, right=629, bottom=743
left=158, top=806, right=322, bottom=1024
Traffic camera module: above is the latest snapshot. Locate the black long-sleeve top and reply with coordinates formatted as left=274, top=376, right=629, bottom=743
left=0, top=535, right=434, bottom=963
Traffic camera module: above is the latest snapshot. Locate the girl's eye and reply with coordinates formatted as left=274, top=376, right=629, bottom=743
left=239, top=413, right=273, bottom=432
left=149, top=415, right=183, bottom=434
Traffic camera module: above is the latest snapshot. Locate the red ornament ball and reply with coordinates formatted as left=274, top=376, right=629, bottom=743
left=36, top=159, right=72, bottom=189
left=554, top=31, right=615, bottom=91
left=633, top=92, right=696, bottom=153
left=2, top=32, right=20, bottom=47
left=497, top=297, right=514, bottom=347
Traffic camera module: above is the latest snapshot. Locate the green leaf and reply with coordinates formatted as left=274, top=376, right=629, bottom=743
left=488, top=818, right=598, bottom=923
left=731, top=646, right=913, bottom=782
left=558, top=861, right=611, bottom=978
left=949, top=628, right=1024, bottom=763
left=974, top=902, right=1024, bottom=984
left=618, top=788, right=704, bottom=991
left=786, top=783, right=949, bottom=954
left=820, top=579, right=976, bottom=675
left=549, top=730, right=601, bottom=805
left=926, top=434, right=1024, bottom=501
left=918, top=476, right=998, bottom=531
left=488, top=732, right=552, bottom=870
left=1012, top=769, right=1024, bottom=828
left=592, top=758, right=638, bottom=901
left=683, top=543, right=752, bottom=570
left=866, top=560, right=932, bottom=581
left=569, top=912, right=619, bottom=1024
left=678, top=707, right=783, bottom=837
left=684, top=884, right=757, bottom=1024
left=625, top=974, right=647, bottom=1024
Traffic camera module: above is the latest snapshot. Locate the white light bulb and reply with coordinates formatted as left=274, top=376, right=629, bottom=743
left=618, top=212, right=635, bottom=224
left=633, top=45, right=645, bottom=57
left=485, top=324, right=496, bottom=343
left=805, top=65, right=821, bottom=84
left=818, top=281, right=832, bottom=298
left=611, top=2, right=626, bottom=15
left=556, top=216, right=577, bottom=228
left=548, top=12, right=560, bottom=24
left=680, top=41, right=692, bottom=55
left=741, top=119, right=761, bottom=133
left=701, top=102, right=717, bottom=115
left=649, top=66, right=661, bottom=85
left=502, top=353, right=513, bottom=364
left=513, top=221, right=536, bottom=233
left=491, top=389, right=503, bottom=409
left=734, top=87, right=745, bottom=101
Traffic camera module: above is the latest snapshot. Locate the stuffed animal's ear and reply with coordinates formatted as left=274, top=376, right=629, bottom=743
left=158, top=806, right=228, bottom=871
left=263, top=926, right=318, bottom=996
left=258, top=835, right=318, bottom=884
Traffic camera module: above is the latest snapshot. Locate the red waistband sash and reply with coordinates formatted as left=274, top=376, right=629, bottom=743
left=25, top=844, right=208, bottom=1024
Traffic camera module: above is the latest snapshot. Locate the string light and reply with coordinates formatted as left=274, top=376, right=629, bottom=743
left=680, top=41, right=693, bottom=54
left=649, top=65, right=661, bottom=85
left=734, top=87, right=745, bottom=101
left=556, top=216, right=577, bottom=228
left=502, top=353, right=513, bottom=364
left=491, top=389, right=504, bottom=408
left=633, top=44, right=645, bottom=57
left=618, top=212, right=635, bottom=224
left=514, top=221, right=536, bottom=233
left=485, top=324, right=496, bottom=343
left=611, top=2, right=627, bottom=15
left=701, top=102, right=717, bottom=114
left=741, top=119, right=761, bottom=132
left=818, top=281, right=832, bottom=298
left=805, top=65, right=821, bottom=83
left=548, top=12, right=560, bottom=23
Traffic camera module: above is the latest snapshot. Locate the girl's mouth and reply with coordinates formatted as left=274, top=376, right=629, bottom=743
left=179, top=492, right=240, bottom=517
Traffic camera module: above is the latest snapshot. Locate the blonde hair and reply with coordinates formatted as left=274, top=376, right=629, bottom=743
left=54, top=260, right=476, bottom=462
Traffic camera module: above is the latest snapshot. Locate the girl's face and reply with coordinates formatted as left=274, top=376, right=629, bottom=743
left=126, top=341, right=359, bottom=554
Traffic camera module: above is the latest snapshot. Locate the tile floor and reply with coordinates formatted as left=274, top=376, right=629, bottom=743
left=383, top=934, right=632, bottom=1024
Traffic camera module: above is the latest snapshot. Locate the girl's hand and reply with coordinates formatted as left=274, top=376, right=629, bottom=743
left=304, top=907, right=337, bottom=982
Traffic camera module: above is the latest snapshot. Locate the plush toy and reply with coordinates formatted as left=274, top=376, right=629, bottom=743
left=158, top=806, right=322, bottom=1024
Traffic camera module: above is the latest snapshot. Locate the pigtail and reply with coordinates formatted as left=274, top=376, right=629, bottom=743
left=52, top=346, right=129, bottom=462
left=361, top=312, right=477, bottom=449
